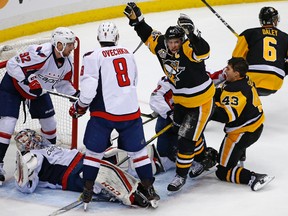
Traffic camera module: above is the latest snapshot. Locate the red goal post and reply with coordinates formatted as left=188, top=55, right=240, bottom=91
left=0, top=37, right=80, bottom=149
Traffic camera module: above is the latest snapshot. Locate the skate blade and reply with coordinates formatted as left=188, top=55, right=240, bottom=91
left=149, top=199, right=159, bottom=208
left=253, top=176, right=275, bottom=191
left=83, top=203, right=88, bottom=211
left=0, top=181, right=3, bottom=186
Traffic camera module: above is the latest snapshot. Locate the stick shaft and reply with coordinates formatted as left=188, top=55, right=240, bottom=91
left=201, top=0, right=239, bottom=37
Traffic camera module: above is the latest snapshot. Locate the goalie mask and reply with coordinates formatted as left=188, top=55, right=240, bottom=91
left=97, top=22, right=119, bottom=45
left=51, top=27, right=76, bottom=56
left=14, top=129, right=50, bottom=152
left=259, top=7, right=279, bottom=26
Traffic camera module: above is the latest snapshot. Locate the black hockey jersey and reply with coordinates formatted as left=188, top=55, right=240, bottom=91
left=134, top=22, right=215, bottom=108
left=232, top=27, right=288, bottom=92
left=212, top=76, right=264, bottom=134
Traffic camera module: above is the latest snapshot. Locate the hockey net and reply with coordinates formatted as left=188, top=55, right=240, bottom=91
left=0, top=37, right=80, bottom=149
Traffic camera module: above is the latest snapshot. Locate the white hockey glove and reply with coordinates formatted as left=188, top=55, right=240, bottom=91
left=14, top=150, right=38, bottom=187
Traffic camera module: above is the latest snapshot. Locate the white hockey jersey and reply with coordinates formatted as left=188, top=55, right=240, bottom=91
left=6, top=43, right=76, bottom=99
left=15, top=145, right=83, bottom=193
left=149, top=76, right=173, bottom=119
left=79, top=45, right=141, bottom=121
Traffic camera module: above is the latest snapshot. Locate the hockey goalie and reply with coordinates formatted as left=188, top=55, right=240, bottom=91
left=13, top=129, right=162, bottom=208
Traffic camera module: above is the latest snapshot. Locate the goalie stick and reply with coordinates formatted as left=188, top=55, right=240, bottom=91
left=201, top=0, right=239, bottom=37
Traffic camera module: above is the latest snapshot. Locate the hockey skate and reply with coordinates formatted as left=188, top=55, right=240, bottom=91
left=81, top=181, right=94, bottom=211
left=167, top=174, right=186, bottom=192
left=189, top=147, right=218, bottom=179
left=189, top=161, right=205, bottom=178
left=249, top=172, right=275, bottom=191
left=135, top=182, right=160, bottom=208
left=0, top=163, right=5, bottom=186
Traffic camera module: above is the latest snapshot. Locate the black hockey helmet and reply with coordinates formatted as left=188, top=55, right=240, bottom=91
left=259, top=6, right=279, bottom=26
left=164, top=26, right=185, bottom=41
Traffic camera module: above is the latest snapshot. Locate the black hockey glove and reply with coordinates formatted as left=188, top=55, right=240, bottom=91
left=124, top=2, right=144, bottom=26
left=177, top=13, right=194, bottom=35
left=177, top=13, right=201, bottom=39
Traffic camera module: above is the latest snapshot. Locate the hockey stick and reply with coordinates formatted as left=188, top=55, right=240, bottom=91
left=133, top=41, right=144, bottom=54
left=117, top=122, right=173, bottom=166
left=48, top=195, right=118, bottom=216
left=43, top=89, right=78, bottom=101
left=201, top=0, right=239, bottom=37
left=110, top=113, right=158, bottom=142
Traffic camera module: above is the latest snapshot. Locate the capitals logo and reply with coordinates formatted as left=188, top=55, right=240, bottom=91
left=163, top=59, right=185, bottom=84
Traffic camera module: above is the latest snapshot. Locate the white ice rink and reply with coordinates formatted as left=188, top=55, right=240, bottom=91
left=1, top=1, right=288, bottom=215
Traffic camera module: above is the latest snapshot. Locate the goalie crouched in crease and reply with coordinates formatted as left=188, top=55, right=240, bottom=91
left=13, top=129, right=160, bottom=208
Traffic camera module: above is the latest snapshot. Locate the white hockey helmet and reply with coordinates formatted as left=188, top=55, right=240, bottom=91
left=14, top=129, right=50, bottom=152
left=51, top=27, right=76, bottom=56
left=97, top=22, right=119, bottom=45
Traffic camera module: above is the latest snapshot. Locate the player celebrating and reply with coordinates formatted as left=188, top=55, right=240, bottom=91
left=211, top=57, right=274, bottom=191
left=149, top=76, right=218, bottom=178
left=69, top=22, right=160, bottom=209
left=124, top=2, right=215, bottom=192
left=232, top=6, right=288, bottom=96
left=0, top=27, right=79, bottom=185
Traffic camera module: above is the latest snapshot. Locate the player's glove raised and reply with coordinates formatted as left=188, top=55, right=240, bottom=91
left=69, top=100, right=88, bottom=119
left=25, top=74, right=42, bottom=96
left=177, top=13, right=194, bottom=35
left=177, top=13, right=201, bottom=38
left=124, top=2, right=144, bottom=26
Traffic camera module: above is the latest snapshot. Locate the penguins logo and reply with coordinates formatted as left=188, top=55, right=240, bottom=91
left=163, top=60, right=185, bottom=84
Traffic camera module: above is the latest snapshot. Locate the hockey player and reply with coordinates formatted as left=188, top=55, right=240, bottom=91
left=232, top=6, right=288, bottom=96
left=211, top=57, right=274, bottom=191
left=69, top=22, right=159, bottom=209
left=149, top=76, right=218, bottom=177
left=13, top=129, right=159, bottom=208
left=0, top=27, right=79, bottom=185
left=124, top=2, right=215, bottom=193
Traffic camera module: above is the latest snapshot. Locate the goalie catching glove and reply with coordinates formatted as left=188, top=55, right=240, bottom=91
left=14, top=150, right=38, bottom=188
left=124, top=2, right=144, bottom=26
left=69, top=100, right=88, bottom=118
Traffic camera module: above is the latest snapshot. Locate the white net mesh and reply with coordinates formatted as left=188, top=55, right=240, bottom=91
left=0, top=38, right=77, bottom=148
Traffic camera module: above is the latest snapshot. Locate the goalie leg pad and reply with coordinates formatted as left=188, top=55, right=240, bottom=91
left=96, top=160, right=140, bottom=206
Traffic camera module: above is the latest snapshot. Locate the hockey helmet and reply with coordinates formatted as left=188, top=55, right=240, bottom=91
left=97, top=22, right=119, bottom=45
left=259, top=7, right=279, bottom=26
left=51, top=27, right=76, bottom=46
left=164, top=26, right=185, bottom=41
left=14, top=129, right=49, bottom=152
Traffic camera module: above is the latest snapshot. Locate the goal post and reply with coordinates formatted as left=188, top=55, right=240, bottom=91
left=0, top=37, right=80, bottom=149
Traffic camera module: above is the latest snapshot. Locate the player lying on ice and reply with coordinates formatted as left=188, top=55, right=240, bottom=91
left=13, top=129, right=163, bottom=208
